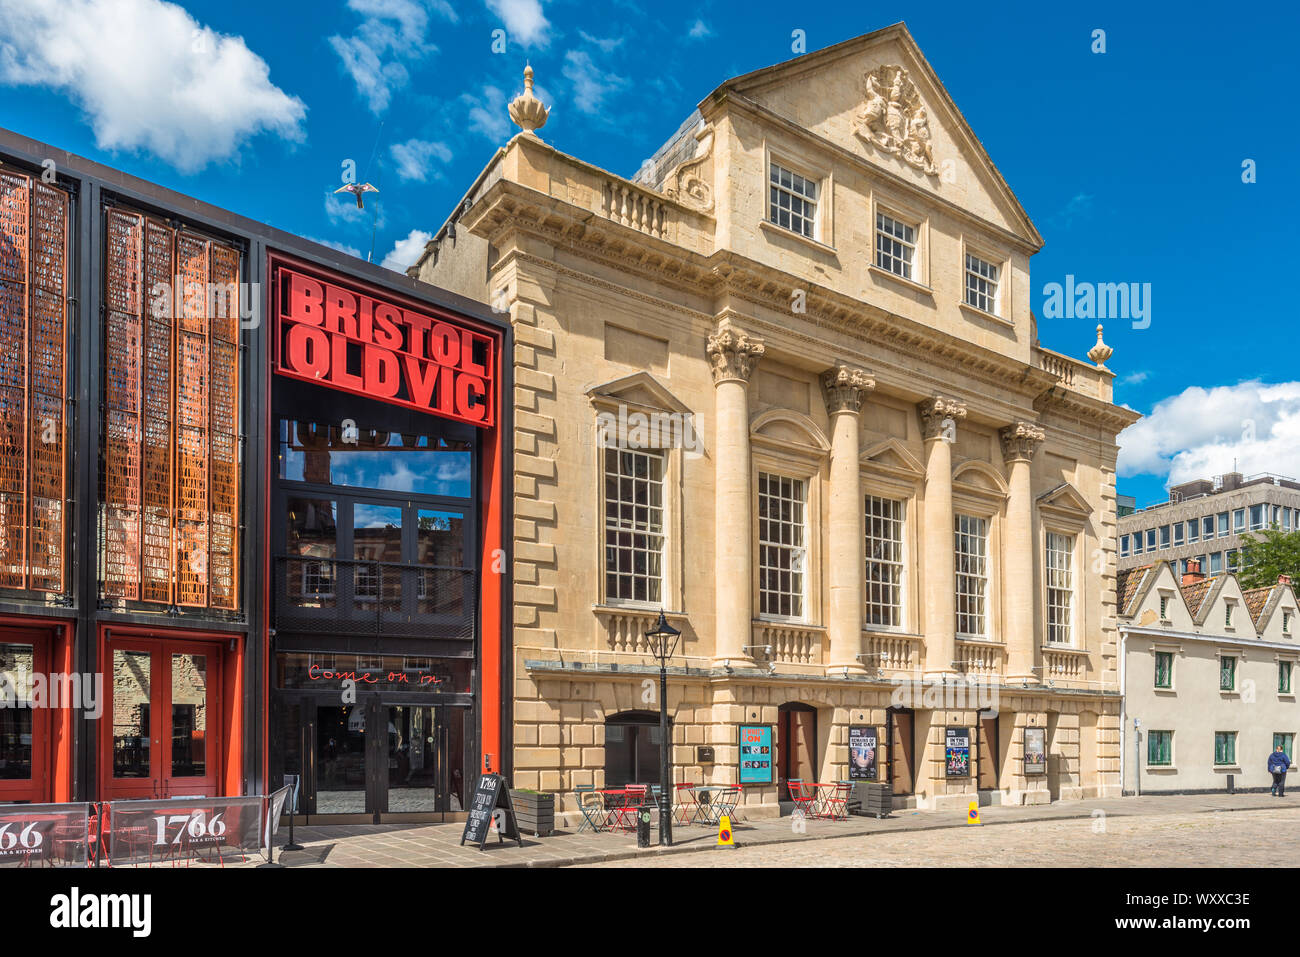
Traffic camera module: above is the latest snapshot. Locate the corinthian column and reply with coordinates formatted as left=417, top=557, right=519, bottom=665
left=707, top=325, right=765, bottom=665
left=918, top=396, right=967, bottom=677
left=1000, top=421, right=1045, bottom=681
left=822, top=364, right=875, bottom=675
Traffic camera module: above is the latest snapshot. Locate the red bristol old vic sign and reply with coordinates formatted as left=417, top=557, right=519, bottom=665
left=274, top=263, right=495, bottom=427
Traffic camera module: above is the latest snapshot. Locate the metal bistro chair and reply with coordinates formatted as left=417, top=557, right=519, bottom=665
left=788, top=780, right=818, bottom=821
left=673, top=783, right=697, bottom=826
left=713, top=785, right=741, bottom=824
left=612, top=785, right=648, bottom=831
left=575, top=786, right=606, bottom=833
left=821, top=782, right=851, bottom=821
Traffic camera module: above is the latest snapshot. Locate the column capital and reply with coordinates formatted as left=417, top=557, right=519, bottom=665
left=999, top=420, right=1046, bottom=463
left=917, top=395, right=967, bottom=441
left=820, top=363, right=876, bottom=415
left=706, top=326, right=765, bottom=384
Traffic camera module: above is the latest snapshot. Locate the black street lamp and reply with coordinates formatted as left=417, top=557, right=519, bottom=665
left=645, top=610, right=682, bottom=846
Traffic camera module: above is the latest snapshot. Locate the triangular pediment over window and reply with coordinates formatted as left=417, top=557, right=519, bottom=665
left=587, top=372, right=692, bottom=415
left=861, top=437, right=924, bottom=479
left=1038, top=482, right=1092, bottom=519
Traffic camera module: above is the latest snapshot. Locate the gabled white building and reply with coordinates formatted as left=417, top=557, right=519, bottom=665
left=1118, top=560, right=1300, bottom=792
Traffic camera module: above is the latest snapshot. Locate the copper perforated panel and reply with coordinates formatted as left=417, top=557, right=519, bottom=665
left=207, top=243, right=239, bottom=609
left=0, top=173, right=70, bottom=594
left=103, top=209, right=144, bottom=599
left=26, top=183, right=68, bottom=592
left=140, top=219, right=175, bottom=604
left=0, top=172, right=29, bottom=590
left=102, top=208, right=240, bottom=610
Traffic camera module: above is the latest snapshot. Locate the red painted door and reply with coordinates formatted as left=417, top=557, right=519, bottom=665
left=104, top=638, right=223, bottom=799
left=0, top=629, right=51, bottom=803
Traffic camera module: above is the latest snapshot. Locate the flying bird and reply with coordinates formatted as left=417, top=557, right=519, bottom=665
left=334, top=182, right=379, bottom=209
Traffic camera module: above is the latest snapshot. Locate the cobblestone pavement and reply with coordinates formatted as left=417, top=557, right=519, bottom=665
left=574, top=806, right=1300, bottom=867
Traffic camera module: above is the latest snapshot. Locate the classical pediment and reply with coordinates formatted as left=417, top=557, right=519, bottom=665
left=861, top=437, right=924, bottom=478
left=952, top=459, right=1008, bottom=497
left=1037, top=482, right=1093, bottom=518
left=750, top=408, right=830, bottom=452
left=714, top=23, right=1041, bottom=247
left=586, top=371, right=691, bottom=414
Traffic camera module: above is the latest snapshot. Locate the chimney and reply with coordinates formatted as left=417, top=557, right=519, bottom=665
left=1182, top=558, right=1205, bottom=586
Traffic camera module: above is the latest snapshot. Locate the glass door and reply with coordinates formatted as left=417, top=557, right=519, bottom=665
left=381, top=705, right=445, bottom=816
left=104, top=638, right=222, bottom=799
left=0, top=633, right=50, bottom=804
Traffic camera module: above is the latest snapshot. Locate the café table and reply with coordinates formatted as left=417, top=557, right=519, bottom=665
left=598, top=787, right=647, bottom=832
left=691, top=785, right=736, bottom=826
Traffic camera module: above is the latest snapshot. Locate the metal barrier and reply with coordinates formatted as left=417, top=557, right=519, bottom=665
left=0, top=802, right=94, bottom=868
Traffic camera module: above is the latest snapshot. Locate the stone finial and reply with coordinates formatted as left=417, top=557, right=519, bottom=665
left=706, top=327, right=765, bottom=384
left=821, top=363, right=876, bottom=415
left=917, top=395, right=967, bottom=441
left=999, top=421, right=1046, bottom=463
left=508, top=64, right=549, bottom=137
left=1087, top=324, right=1113, bottom=367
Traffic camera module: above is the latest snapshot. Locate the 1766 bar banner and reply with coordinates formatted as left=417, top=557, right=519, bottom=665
left=848, top=726, right=879, bottom=780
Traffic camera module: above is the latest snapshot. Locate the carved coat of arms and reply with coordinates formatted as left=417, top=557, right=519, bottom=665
left=853, top=65, right=938, bottom=176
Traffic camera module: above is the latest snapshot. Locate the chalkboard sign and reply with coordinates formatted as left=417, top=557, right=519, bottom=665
left=460, top=774, right=522, bottom=850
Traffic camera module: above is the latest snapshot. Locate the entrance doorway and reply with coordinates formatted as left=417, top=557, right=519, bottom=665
left=777, top=703, right=817, bottom=792
left=282, top=697, right=464, bottom=822
left=977, top=713, right=1000, bottom=791
left=0, top=629, right=52, bottom=804
left=103, top=637, right=223, bottom=799
left=887, top=708, right=915, bottom=796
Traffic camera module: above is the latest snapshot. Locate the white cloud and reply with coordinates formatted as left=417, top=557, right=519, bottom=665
left=390, top=138, right=452, bottom=181
left=562, top=50, right=625, bottom=115
left=329, top=0, right=454, bottom=113
left=579, top=30, right=623, bottom=53
left=0, top=0, right=306, bottom=173
left=486, top=0, right=550, bottom=48
left=1120, top=371, right=1149, bottom=385
left=302, top=236, right=363, bottom=258
left=381, top=228, right=433, bottom=272
left=687, top=19, right=712, bottom=39
left=1118, top=381, right=1300, bottom=485
left=462, top=85, right=511, bottom=141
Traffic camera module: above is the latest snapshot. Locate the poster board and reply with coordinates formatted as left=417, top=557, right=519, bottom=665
left=1024, top=727, right=1047, bottom=775
left=848, top=726, right=879, bottom=781
left=460, top=774, right=522, bottom=850
left=945, top=727, right=971, bottom=778
left=738, top=725, right=774, bottom=784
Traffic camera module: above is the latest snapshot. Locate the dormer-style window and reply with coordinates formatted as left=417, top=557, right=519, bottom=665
left=769, top=162, right=818, bottom=239
left=876, top=212, right=917, bottom=280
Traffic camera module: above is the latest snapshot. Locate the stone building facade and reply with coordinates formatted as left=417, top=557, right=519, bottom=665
left=412, top=24, right=1139, bottom=817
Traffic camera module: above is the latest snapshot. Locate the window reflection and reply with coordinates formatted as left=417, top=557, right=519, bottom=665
left=171, top=654, right=207, bottom=778
left=113, top=650, right=151, bottom=778
left=279, top=419, right=472, bottom=497
left=0, top=644, right=34, bottom=780
left=287, top=497, right=337, bottom=608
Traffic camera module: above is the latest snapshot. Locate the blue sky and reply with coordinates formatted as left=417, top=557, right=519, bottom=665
left=1, top=0, right=1296, bottom=509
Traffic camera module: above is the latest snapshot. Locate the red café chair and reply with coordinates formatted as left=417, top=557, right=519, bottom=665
left=788, top=780, right=818, bottom=820
left=609, top=785, right=646, bottom=831
left=673, top=783, right=697, bottom=825
left=820, top=782, right=851, bottom=821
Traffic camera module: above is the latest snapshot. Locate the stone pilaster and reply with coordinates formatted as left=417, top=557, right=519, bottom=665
left=707, top=325, right=765, bottom=664
left=999, top=421, right=1045, bottom=681
left=918, top=396, right=966, bottom=676
left=821, top=363, right=875, bottom=674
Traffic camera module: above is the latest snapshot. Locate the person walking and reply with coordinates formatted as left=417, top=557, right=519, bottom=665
left=1268, top=745, right=1292, bottom=796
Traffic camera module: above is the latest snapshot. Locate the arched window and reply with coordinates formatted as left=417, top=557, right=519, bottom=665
left=604, top=711, right=666, bottom=787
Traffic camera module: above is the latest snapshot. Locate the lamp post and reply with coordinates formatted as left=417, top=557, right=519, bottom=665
left=645, top=610, right=682, bottom=846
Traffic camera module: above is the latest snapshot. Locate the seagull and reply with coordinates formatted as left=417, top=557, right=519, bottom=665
left=334, top=182, right=379, bottom=209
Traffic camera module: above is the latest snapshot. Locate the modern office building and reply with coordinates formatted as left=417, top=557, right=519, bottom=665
left=1118, top=559, right=1299, bottom=793
left=1118, top=472, right=1300, bottom=576
left=0, top=127, right=510, bottom=820
left=412, top=23, right=1139, bottom=815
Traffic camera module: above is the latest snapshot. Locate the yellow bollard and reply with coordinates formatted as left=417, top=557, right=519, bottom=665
left=967, top=800, right=982, bottom=826
left=716, top=814, right=736, bottom=849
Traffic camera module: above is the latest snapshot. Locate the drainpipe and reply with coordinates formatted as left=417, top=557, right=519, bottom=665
left=1118, top=626, right=1127, bottom=794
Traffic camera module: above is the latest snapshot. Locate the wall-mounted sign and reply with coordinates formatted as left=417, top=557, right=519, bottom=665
left=738, top=724, right=774, bottom=784
left=1024, top=727, right=1046, bottom=775
left=848, top=726, right=879, bottom=781
left=273, top=263, right=496, bottom=427
left=945, top=727, right=971, bottom=778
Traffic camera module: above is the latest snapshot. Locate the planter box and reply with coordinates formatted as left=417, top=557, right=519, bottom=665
left=510, top=790, right=555, bottom=837
left=849, top=781, right=893, bottom=818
